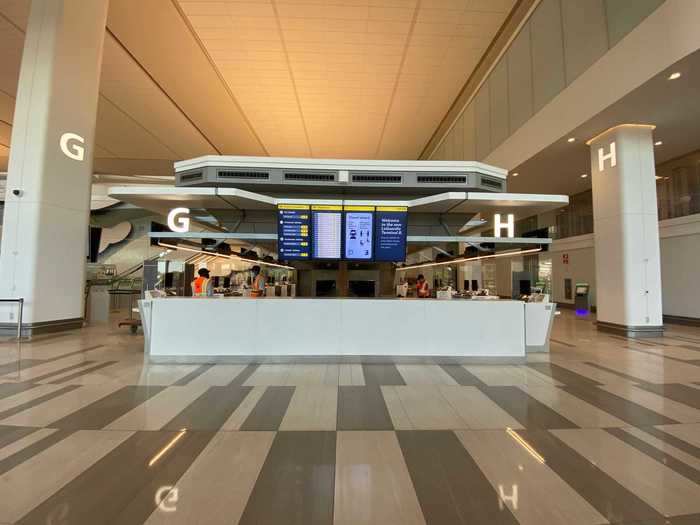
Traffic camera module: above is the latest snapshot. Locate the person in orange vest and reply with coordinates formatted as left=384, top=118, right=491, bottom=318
left=250, top=265, right=265, bottom=298
left=416, top=274, right=431, bottom=298
left=192, top=268, right=213, bottom=297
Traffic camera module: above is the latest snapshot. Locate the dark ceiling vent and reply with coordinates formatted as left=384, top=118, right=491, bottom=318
left=284, top=172, right=335, bottom=182
left=352, top=174, right=402, bottom=184
left=217, top=171, right=269, bottom=180
left=417, top=175, right=467, bottom=184
left=480, top=177, right=503, bottom=189
left=180, top=172, right=203, bottom=182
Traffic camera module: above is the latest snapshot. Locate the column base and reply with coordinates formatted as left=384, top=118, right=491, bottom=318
left=0, top=317, right=83, bottom=338
left=596, top=320, right=664, bottom=338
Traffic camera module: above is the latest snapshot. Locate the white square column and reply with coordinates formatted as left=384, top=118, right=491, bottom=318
left=587, top=124, right=663, bottom=337
left=0, top=0, right=109, bottom=335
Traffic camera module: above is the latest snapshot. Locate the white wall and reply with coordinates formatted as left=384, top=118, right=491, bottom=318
left=659, top=214, right=700, bottom=319
left=540, top=214, right=700, bottom=319
left=546, top=234, right=597, bottom=306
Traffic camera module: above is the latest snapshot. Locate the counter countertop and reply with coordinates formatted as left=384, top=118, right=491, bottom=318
left=148, top=296, right=521, bottom=302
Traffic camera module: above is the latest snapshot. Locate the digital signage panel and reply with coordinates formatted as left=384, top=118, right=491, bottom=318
left=277, top=204, right=310, bottom=260
left=375, top=207, right=408, bottom=262
left=344, top=206, right=374, bottom=260
left=312, top=205, right=342, bottom=259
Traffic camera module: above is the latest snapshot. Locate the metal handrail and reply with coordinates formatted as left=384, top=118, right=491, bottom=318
left=0, top=298, right=24, bottom=339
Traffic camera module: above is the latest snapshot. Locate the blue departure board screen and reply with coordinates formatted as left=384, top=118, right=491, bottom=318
left=312, top=206, right=342, bottom=259
left=375, top=207, right=408, bottom=262
left=277, top=205, right=310, bottom=260
left=344, top=209, right=374, bottom=260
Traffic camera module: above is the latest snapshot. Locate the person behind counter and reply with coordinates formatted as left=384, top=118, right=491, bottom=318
left=250, top=265, right=265, bottom=298
left=416, top=274, right=431, bottom=298
left=192, top=268, right=213, bottom=297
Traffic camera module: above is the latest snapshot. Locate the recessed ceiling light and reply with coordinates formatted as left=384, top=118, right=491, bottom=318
left=668, top=72, right=681, bottom=80
left=654, top=141, right=663, bottom=146
left=580, top=173, right=588, bottom=178
left=511, top=172, right=518, bottom=177
left=567, top=137, right=575, bottom=143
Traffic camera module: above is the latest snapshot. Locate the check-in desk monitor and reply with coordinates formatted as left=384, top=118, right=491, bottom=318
left=374, top=207, right=408, bottom=262
left=278, top=205, right=311, bottom=260
left=312, top=206, right=342, bottom=259
left=344, top=209, right=374, bottom=260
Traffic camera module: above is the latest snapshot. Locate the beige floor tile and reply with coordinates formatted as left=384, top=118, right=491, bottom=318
left=396, top=365, right=458, bottom=385
left=438, top=386, right=523, bottom=430
left=0, top=383, right=71, bottom=413
left=464, top=365, right=556, bottom=387
left=243, top=365, right=291, bottom=386
left=521, top=384, right=627, bottom=428
left=456, top=429, right=608, bottom=525
left=0, top=382, right=124, bottom=427
left=339, top=364, right=365, bottom=386
left=144, top=431, right=274, bottom=525
left=655, top=422, right=700, bottom=447
left=601, top=383, right=700, bottom=423
left=380, top=386, right=412, bottom=429
left=104, top=384, right=210, bottom=431
left=334, top=431, right=425, bottom=525
left=280, top=385, right=337, bottom=430
left=186, top=365, right=246, bottom=387
left=1, top=355, right=93, bottom=382
left=0, top=429, right=132, bottom=523
left=622, top=426, right=700, bottom=471
left=0, top=428, right=58, bottom=461
left=284, top=364, right=338, bottom=385
left=385, top=386, right=466, bottom=430
left=553, top=428, right=700, bottom=515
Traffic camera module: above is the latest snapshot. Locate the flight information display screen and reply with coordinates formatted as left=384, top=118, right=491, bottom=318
left=344, top=207, right=374, bottom=260
left=312, top=206, right=342, bottom=259
left=277, top=204, right=310, bottom=260
left=375, top=207, right=408, bottom=262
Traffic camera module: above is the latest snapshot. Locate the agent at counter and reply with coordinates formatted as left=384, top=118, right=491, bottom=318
left=416, top=274, right=431, bottom=298
left=192, top=268, right=213, bottom=297
left=250, top=265, right=265, bottom=298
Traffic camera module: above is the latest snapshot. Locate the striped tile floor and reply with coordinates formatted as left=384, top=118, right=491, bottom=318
left=1, top=310, right=700, bottom=524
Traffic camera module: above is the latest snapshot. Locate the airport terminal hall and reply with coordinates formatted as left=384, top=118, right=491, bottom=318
left=3, top=0, right=700, bottom=523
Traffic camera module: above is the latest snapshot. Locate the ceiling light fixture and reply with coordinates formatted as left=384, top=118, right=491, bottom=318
left=654, top=141, right=663, bottom=146
left=581, top=174, right=588, bottom=178
left=668, top=72, right=681, bottom=80
left=511, top=172, right=519, bottom=177
left=567, top=137, right=575, bottom=143
left=396, top=248, right=543, bottom=272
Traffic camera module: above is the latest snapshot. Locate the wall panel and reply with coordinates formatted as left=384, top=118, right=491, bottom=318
left=463, top=102, right=476, bottom=160
left=489, top=58, right=510, bottom=150
left=605, top=0, right=664, bottom=47
left=561, top=0, right=609, bottom=85
left=507, top=23, right=533, bottom=134
left=474, top=84, right=491, bottom=160
left=530, top=0, right=566, bottom=113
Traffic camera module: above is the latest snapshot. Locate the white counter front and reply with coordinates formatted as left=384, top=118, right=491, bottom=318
left=140, top=297, right=551, bottom=362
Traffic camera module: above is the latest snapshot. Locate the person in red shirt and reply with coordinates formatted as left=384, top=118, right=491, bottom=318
left=416, top=274, right=430, bottom=298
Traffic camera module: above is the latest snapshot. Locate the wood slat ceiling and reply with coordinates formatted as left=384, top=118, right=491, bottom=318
left=0, top=0, right=515, bottom=174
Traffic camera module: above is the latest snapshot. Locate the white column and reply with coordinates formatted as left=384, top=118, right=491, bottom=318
left=587, top=124, right=663, bottom=336
left=0, top=0, right=109, bottom=334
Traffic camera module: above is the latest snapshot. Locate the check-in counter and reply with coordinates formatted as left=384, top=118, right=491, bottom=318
left=139, top=297, right=556, bottom=363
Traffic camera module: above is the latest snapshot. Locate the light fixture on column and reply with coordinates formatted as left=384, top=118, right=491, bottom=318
left=668, top=72, right=681, bottom=80
left=580, top=173, right=588, bottom=178
left=567, top=137, right=575, bottom=143
left=654, top=141, right=663, bottom=146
